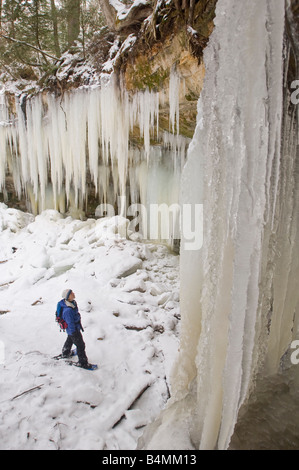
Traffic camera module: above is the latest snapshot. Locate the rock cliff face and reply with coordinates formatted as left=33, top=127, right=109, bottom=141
left=124, top=32, right=205, bottom=139
left=0, top=0, right=217, bottom=216
left=99, top=0, right=216, bottom=138
left=49, top=0, right=216, bottom=139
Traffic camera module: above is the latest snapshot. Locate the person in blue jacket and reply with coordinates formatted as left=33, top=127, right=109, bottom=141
left=61, top=289, right=90, bottom=368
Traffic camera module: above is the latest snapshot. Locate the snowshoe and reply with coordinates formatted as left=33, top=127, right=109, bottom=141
left=66, top=361, right=98, bottom=371
left=53, top=348, right=77, bottom=360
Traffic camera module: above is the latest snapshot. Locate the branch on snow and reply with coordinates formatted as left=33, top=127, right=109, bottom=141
left=11, top=384, right=44, bottom=401
left=112, top=382, right=152, bottom=428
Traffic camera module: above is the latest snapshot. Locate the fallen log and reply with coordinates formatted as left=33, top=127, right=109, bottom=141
left=112, top=382, right=152, bottom=429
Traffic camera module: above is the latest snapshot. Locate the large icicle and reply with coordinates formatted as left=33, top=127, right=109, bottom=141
left=140, top=0, right=299, bottom=451
left=0, top=76, right=189, bottom=245
left=0, top=89, right=9, bottom=189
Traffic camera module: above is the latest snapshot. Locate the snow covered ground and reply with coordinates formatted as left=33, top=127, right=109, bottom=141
left=0, top=203, right=180, bottom=450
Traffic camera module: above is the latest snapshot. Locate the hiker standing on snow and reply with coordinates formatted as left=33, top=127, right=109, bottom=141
left=60, top=289, right=90, bottom=369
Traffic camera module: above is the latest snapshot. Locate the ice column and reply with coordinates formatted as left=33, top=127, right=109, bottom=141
left=184, top=0, right=286, bottom=450
left=141, top=0, right=296, bottom=451
left=0, top=90, right=8, bottom=189
left=169, top=67, right=180, bottom=135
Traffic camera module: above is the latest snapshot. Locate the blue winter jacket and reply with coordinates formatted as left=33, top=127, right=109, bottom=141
left=62, top=300, right=83, bottom=335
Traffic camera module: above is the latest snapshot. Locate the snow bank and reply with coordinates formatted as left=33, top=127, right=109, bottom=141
left=0, top=204, right=180, bottom=450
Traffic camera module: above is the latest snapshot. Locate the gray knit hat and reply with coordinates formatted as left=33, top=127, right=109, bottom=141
left=62, top=289, right=72, bottom=300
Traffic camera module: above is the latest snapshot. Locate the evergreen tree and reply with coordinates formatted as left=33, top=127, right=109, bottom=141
left=0, top=0, right=106, bottom=81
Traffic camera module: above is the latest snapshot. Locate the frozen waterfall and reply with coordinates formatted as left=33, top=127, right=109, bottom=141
left=139, top=0, right=299, bottom=450
left=0, top=72, right=188, bottom=246
left=1, top=0, right=299, bottom=451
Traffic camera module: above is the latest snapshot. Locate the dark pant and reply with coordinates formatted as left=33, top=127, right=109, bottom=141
left=62, top=330, right=88, bottom=366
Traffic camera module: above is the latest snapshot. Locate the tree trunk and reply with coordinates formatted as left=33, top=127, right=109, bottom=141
left=9, top=0, right=16, bottom=38
left=67, top=0, right=81, bottom=47
left=50, top=0, right=61, bottom=57
left=33, top=0, right=49, bottom=64
left=0, top=0, right=2, bottom=30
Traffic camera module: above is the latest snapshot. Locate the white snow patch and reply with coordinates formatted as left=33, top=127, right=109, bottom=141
left=0, top=204, right=180, bottom=450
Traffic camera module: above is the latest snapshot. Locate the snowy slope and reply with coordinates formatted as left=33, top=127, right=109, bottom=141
left=0, top=204, right=180, bottom=450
